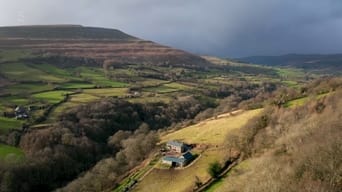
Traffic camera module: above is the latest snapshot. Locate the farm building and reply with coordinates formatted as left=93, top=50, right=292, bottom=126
left=166, top=140, right=185, bottom=153
left=14, top=106, right=28, bottom=119
left=162, top=151, right=194, bottom=167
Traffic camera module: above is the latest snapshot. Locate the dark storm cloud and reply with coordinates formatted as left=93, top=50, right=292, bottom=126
left=1, top=0, right=342, bottom=57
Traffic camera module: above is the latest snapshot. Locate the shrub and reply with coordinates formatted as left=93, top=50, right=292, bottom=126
left=208, top=161, right=222, bottom=178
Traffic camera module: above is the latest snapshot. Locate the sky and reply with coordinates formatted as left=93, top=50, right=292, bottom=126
left=0, top=0, right=342, bottom=57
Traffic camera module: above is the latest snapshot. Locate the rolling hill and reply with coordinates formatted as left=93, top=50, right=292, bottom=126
left=238, top=54, right=342, bottom=74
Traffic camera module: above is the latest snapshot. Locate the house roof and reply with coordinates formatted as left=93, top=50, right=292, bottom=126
left=167, top=140, right=184, bottom=147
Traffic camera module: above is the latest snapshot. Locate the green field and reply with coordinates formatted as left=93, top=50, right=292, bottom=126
left=75, top=67, right=128, bottom=87
left=60, top=82, right=95, bottom=89
left=32, top=90, right=73, bottom=104
left=0, top=63, right=65, bottom=82
left=0, top=117, right=23, bottom=134
left=4, top=83, right=54, bottom=95
left=0, top=96, right=30, bottom=106
left=143, top=82, right=191, bottom=93
left=0, top=144, right=25, bottom=162
left=82, top=88, right=128, bottom=97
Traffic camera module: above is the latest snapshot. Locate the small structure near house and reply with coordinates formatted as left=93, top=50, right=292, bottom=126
left=162, top=151, right=194, bottom=167
left=166, top=140, right=185, bottom=153
left=14, top=106, right=29, bottom=119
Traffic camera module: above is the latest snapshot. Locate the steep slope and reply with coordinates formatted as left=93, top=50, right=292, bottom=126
left=238, top=54, right=342, bottom=74
left=0, top=25, right=210, bottom=68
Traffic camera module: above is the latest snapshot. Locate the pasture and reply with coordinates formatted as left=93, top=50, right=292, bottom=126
left=4, top=83, right=54, bottom=95
left=134, top=150, right=225, bottom=192
left=32, top=90, right=73, bottom=104
left=0, top=144, right=25, bottom=162
left=0, top=63, right=65, bottom=82
left=82, top=87, right=128, bottom=97
left=161, top=109, right=262, bottom=145
left=0, top=117, right=23, bottom=134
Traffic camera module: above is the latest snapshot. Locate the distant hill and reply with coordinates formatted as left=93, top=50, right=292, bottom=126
left=0, top=25, right=210, bottom=68
left=238, top=54, right=342, bottom=74
left=0, top=25, right=136, bottom=40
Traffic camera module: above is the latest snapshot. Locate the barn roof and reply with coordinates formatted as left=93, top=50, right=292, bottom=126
left=162, top=152, right=193, bottom=164
left=163, top=156, right=185, bottom=163
left=180, top=151, right=193, bottom=161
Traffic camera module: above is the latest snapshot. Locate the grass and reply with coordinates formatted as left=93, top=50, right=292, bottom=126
left=32, top=63, right=71, bottom=78
left=161, top=109, right=262, bottom=145
left=143, top=85, right=178, bottom=93
left=46, top=88, right=128, bottom=122
left=284, top=97, right=308, bottom=108
left=204, top=160, right=251, bottom=192
left=69, top=93, right=101, bottom=103
left=32, top=90, right=73, bottom=104
left=0, top=117, right=23, bottom=134
left=60, top=82, right=95, bottom=89
left=76, top=67, right=128, bottom=87
left=139, top=79, right=169, bottom=87
left=46, top=93, right=99, bottom=122
left=143, top=82, right=190, bottom=94
left=0, top=49, right=31, bottom=62
left=5, top=83, right=54, bottom=95
left=134, top=109, right=262, bottom=192
left=276, top=68, right=306, bottom=80
left=134, top=150, right=224, bottom=192
left=128, top=95, right=172, bottom=104
left=0, top=144, right=25, bottom=162
left=284, top=92, right=330, bottom=108
left=0, top=96, right=30, bottom=105
left=0, top=63, right=65, bottom=82
left=82, top=88, right=128, bottom=97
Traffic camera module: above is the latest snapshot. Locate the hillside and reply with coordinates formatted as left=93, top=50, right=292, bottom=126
left=238, top=54, right=342, bottom=74
left=207, top=90, right=342, bottom=192
left=132, top=109, right=261, bottom=192
left=0, top=25, right=210, bottom=68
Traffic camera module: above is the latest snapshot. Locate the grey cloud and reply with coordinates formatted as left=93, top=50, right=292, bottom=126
left=0, top=0, right=341, bottom=57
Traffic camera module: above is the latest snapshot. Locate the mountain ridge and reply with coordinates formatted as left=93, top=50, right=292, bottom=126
left=0, top=25, right=137, bottom=40
left=0, top=25, right=211, bottom=68
left=237, top=53, right=342, bottom=74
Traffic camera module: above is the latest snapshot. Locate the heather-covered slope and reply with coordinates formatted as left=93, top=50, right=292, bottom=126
left=0, top=25, right=210, bottom=68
